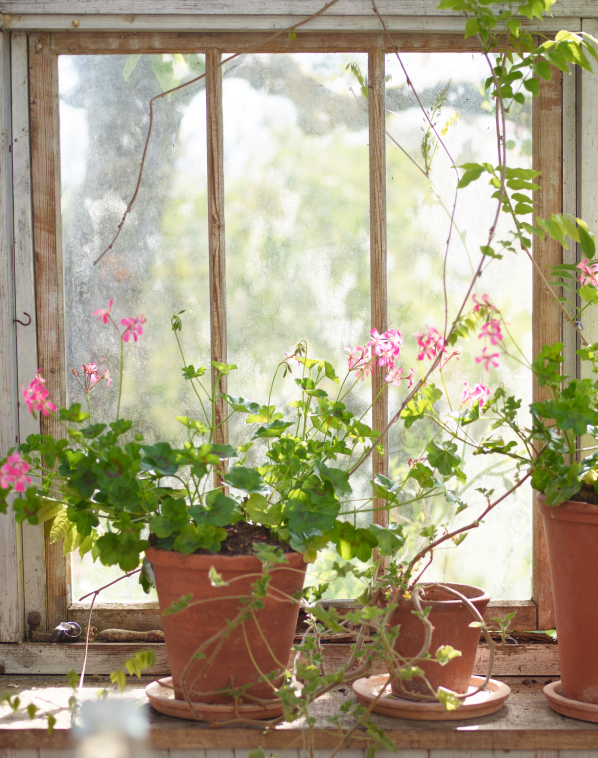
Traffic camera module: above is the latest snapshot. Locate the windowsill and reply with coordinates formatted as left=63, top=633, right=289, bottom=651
left=0, top=676, right=596, bottom=750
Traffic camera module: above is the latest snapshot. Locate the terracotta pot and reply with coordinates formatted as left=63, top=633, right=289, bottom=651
left=388, top=582, right=490, bottom=699
left=146, top=546, right=307, bottom=704
left=538, top=493, right=598, bottom=704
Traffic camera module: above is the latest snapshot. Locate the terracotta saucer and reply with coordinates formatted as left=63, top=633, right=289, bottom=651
left=352, top=675, right=511, bottom=721
left=544, top=680, right=598, bottom=723
left=146, top=677, right=284, bottom=722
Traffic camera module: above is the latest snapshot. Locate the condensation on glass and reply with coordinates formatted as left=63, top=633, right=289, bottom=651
left=384, top=52, right=533, bottom=598
left=59, top=49, right=533, bottom=603
left=60, top=53, right=209, bottom=601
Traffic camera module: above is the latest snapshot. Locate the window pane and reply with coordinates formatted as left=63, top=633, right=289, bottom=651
left=384, top=52, right=532, bottom=598
left=60, top=54, right=209, bottom=602
left=222, top=53, right=372, bottom=597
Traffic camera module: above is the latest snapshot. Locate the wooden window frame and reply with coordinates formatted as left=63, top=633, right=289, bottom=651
left=0, top=2, right=583, bottom=672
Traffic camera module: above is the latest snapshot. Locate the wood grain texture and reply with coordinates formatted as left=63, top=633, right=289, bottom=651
left=6, top=676, right=598, bottom=751
left=532, top=71, right=563, bottom=632
left=562, top=70, right=578, bottom=393
left=29, top=32, right=68, bottom=632
left=369, top=48, right=388, bottom=529
left=0, top=0, right=590, bottom=17
left=2, top=14, right=581, bottom=33
left=65, top=599, right=535, bottom=634
left=11, top=30, right=46, bottom=637
left=206, top=48, right=228, bottom=483
left=68, top=602, right=162, bottom=632
left=49, top=30, right=498, bottom=55
left=579, top=20, right=598, bottom=394
left=0, top=29, right=23, bottom=645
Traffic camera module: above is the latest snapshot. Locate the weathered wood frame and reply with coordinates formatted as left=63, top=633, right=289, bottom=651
left=0, top=6, right=576, bottom=668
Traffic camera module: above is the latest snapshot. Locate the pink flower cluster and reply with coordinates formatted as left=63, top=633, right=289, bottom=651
left=577, top=259, right=598, bottom=287
left=415, top=326, right=445, bottom=361
left=93, top=299, right=147, bottom=343
left=344, top=328, right=413, bottom=388
left=461, top=382, right=491, bottom=409
left=473, top=295, right=503, bottom=371
left=72, top=363, right=112, bottom=394
left=121, top=316, right=147, bottom=343
left=0, top=453, right=32, bottom=493
left=22, top=371, right=56, bottom=416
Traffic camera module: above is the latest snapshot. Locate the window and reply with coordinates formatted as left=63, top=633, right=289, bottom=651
left=0, top=2, right=577, bottom=664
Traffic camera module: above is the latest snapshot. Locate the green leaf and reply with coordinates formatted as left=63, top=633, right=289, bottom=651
left=173, top=523, right=227, bottom=554
left=189, top=490, right=242, bottom=527
left=252, top=420, right=293, bottom=439
left=464, top=17, right=480, bottom=38
left=426, top=440, right=461, bottom=476
left=141, top=442, right=179, bottom=476
left=209, top=565, right=230, bottom=587
left=50, top=509, right=73, bottom=543
left=437, top=686, right=461, bottom=711
left=367, top=522, right=405, bottom=555
left=330, top=521, right=377, bottom=562
left=249, top=749, right=266, bottom=758
left=181, top=365, right=207, bottom=381
left=243, top=493, right=283, bottom=527
left=435, top=645, right=462, bottom=666
left=123, top=54, right=141, bottom=81
left=110, top=670, right=127, bottom=693
left=163, top=593, right=193, bottom=616
left=458, top=164, right=485, bottom=188
left=150, top=53, right=186, bottom=92
left=287, top=498, right=340, bottom=533
left=223, top=466, right=270, bottom=494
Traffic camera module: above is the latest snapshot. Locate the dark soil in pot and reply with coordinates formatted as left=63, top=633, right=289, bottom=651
left=388, top=582, right=490, bottom=699
left=146, top=541, right=307, bottom=705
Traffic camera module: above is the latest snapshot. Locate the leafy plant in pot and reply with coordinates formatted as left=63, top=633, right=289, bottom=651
left=0, top=301, right=411, bottom=713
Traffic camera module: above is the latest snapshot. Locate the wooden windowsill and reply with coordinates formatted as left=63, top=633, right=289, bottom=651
left=0, top=676, right=596, bottom=751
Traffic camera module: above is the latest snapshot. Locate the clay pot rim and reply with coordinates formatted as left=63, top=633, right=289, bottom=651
left=145, top=545, right=305, bottom=571
left=397, top=581, right=490, bottom=609
left=536, top=491, right=598, bottom=520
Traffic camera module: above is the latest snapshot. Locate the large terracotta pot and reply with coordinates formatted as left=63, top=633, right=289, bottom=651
left=538, top=493, right=598, bottom=703
left=146, top=546, right=307, bottom=704
left=388, top=582, right=490, bottom=698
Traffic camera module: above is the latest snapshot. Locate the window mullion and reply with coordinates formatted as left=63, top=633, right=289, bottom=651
left=532, top=71, right=563, bottom=631
left=29, top=31, right=68, bottom=631
left=206, top=48, right=228, bottom=480
left=369, top=48, right=389, bottom=531
left=12, top=30, right=46, bottom=637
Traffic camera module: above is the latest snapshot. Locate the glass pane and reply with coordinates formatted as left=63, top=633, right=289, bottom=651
left=222, top=53, right=372, bottom=597
left=384, top=52, right=532, bottom=599
left=60, top=54, right=209, bottom=602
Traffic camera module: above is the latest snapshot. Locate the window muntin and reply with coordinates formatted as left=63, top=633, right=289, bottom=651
left=57, top=45, right=533, bottom=606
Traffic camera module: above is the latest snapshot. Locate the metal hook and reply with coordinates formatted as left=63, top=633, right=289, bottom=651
left=13, top=312, right=31, bottom=327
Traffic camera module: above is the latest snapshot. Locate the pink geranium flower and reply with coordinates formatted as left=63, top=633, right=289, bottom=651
left=0, top=453, right=32, bottom=492
left=415, top=326, right=446, bottom=361
left=93, top=299, right=113, bottom=324
left=344, top=345, right=372, bottom=381
left=461, top=382, right=491, bottom=409
left=577, top=259, right=598, bottom=287
left=385, top=365, right=414, bottom=388
left=72, top=362, right=112, bottom=394
left=369, top=328, right=403, bottom=367
left=21, top=370, right=56, bottom=416
left=475, top=347, right=500, bottom=371
left=479, top=318, right=503, bottom=345
left=121, top=315, right=147, bottom=343
left=472, top=294, right=496, bottom=313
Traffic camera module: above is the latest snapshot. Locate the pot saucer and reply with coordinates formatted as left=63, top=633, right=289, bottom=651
left=544, top=680, right=598, bottom=723
left=352, top=675, right=510, bottom=721
left=146, top=677, right=284, bottom=722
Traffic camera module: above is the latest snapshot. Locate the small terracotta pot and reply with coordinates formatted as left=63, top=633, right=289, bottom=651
left=146, top=546, right=307, bottom=704
left=388, top=582, right=490, bottom=699
left=538, top=493, right=598, bottom=704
